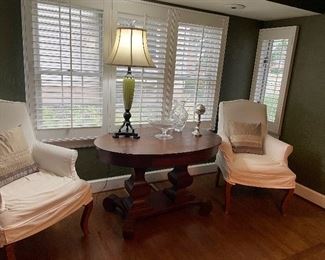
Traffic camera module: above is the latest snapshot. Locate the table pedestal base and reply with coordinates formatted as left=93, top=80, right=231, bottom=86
left=103, top=166, right=212, bottom=239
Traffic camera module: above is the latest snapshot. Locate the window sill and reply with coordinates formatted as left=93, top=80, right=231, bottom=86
left=45, top=138, right=96, bottom=149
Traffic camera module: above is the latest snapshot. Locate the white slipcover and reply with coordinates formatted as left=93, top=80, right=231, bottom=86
left=216, top=100, right=296, bottom=189
left=0, top=100, right=93, bottom=247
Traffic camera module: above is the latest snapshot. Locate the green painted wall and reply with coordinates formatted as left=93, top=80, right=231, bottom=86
left=220, top=16, right=260, bottom=102
left=77, top=148, right=131, bottom=180
left=264, top=15, right=325, bottom=194
left=0, top=0, right=25, bottom=102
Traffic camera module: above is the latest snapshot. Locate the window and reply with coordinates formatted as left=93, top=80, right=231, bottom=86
left=250, top=26, right=298, bottom=136
left=174, top=23, right=223, bottom=122
left=22, top=0, right=105, bottom=142
left=112, top=2, right=229, bottom=128
left=22, top=0, right=229, bottom=143
left=114, top=12, right=168, bottom=125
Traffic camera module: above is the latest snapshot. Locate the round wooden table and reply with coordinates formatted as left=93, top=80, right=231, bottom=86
left=95, top=127, right=221, bottom=239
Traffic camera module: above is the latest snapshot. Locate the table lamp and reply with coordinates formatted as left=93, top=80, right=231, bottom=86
left=107, top=26, right=155, bottom=138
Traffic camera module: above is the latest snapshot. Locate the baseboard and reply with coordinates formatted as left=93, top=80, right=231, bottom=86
left=88, top=163, right=325, bottom=209
left=294, top=183, right=325, bottom=209
left=88, top=162, right=218, bottom=193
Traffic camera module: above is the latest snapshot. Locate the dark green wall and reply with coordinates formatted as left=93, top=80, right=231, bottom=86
left=77, top=148, right=131, bottom=180
left=264, top=15, right=325, bottom=194
left=0, top=0, right=25, bottom=102
left=220, top=16, right=260, bottom=102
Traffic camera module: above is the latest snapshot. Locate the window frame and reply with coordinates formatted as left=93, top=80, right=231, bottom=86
left=172, top=22, right=225, bottom=125
left=21, top=0, right=109, bottom=145
left=21, top=0, right=229, bottom=145
left=112, top=4, right=170, bottom=128
left=250, top=26, right=299, bottom=136
left=110, top=0, right=229, bottom=130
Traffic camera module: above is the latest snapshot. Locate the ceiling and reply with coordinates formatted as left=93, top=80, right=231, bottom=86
left=156, top=0, right=319, bottom=21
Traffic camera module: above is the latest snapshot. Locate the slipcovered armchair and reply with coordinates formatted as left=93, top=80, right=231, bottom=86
left=0, top=100, right=93, bottom=259
left=216, top=100, right=296, bottom=214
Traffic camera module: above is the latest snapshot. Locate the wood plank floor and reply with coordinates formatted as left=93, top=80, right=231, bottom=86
left=2, top=174, right=325, bottom=260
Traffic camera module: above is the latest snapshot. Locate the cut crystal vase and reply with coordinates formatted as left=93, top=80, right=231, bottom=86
left=171, top=100, right=188, bottom=132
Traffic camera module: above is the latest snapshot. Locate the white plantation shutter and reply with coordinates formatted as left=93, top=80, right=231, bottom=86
left=22, top=0, right=229, bottom=143
left=111, top=1, right=228, bottom=129
left=22, top=0, right=105, bottom=141
left=115, top=13, right=168, bottom=125
left=174, top=23, right=223, bottom=123
left=250, top=26, right=298, bottom=136
left=252, top=39, right=289, bottom=122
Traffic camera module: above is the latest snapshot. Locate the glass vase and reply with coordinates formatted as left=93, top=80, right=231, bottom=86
left=171, top=100, right=188, bottom=132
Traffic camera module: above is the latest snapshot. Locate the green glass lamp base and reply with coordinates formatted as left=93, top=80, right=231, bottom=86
left=113, top=67, right=139, bottom=139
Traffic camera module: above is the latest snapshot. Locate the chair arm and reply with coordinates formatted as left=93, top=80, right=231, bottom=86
left=217, top=132, right=234, bottom=163
left=264, top=135, right=293, bottom=165
left=32, top=141, right=79, bottom=179
left=0, top=193, right=5, bottom=213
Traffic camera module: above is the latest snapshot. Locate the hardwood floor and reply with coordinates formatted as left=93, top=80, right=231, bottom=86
left=1, top=174, right=324, bottom=260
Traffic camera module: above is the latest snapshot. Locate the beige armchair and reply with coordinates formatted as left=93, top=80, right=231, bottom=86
left=0, top=100, right=93, bottom=259
left=216, top=100, right=296, bottom=214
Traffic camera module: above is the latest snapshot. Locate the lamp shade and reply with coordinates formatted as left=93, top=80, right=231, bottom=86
left=107, top=27, right=155, bottom=68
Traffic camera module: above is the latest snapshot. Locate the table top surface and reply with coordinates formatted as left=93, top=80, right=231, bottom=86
left=94, top=127, right=221, bottom=156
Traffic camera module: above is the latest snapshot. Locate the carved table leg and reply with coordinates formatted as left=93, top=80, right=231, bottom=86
left=164, top=166, right=212, bottom=215
left=103, top=194, right=129, bottom=218
left=164, top=166, right=194, bottom=202
left=124, top=168, right=152, bottom=238
left=122, top=218, right=136, bottom=240
left=103, top=166, right=214, bottom=239
left=125, top=168, right=151, bottom=202
left=103, top=168, right=152, bottom=239
left=103, top=168, right=151, bottom=211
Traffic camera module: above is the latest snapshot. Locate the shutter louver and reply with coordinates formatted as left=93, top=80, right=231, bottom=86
left=32, top=0, right=103, bottom=130
left=250, top=26, right=298, bottom=136
left=115, top=13, right=168, bottom=125
left=253, top=39, right=289, bottom=122
left=22, top=0, right=229, bottom=143
left=173, top=23, right=223, bottom=122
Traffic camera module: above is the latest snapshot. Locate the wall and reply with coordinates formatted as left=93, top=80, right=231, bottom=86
left=77, top=148, right=131, bottom=180
left=219, top=16, right=260, bottom=102
left=264, top=15, right=325, bottom=194
left=0, top=0, right=25, bottom=102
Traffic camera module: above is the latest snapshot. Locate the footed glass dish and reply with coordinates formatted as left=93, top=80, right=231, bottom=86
left=149, top=119, right=174, bottom=140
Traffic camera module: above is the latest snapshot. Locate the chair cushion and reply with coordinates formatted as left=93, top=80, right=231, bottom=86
left=217, top=152, right=296, bottom=189
left=228, top=121, right=264, bottom=155
left=0, top=127, right=38, bottom=188
left=218, top=100, right=268, bottom=139
left=0, top=171, right=92, bottom=246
